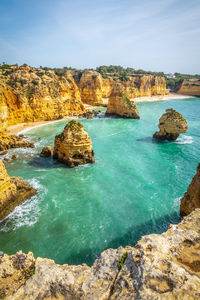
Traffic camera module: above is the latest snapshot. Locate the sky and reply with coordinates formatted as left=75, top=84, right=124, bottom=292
left=0, top=0, right=200, bottom=74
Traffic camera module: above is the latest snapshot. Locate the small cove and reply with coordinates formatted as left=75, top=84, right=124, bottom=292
left=0, top=97, right=200, bottom=266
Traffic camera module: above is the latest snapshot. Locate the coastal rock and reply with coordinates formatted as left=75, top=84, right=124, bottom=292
left=178, top=78, right=200, bottom=96
left=0, top=159, right=36, bottom=219
left=180, top=163, right=200, bottom=216
left=153, top=108, right=188, bottom=140
left=53, top=120, right=95, bottom=167
left=2, top=209, right=200, bottom=299
left=0, top=132, right=34, bottom=151
left=106, top=83, right=140, bottom=119
left=0, top=69, right=85, bottom=128
left=40, top=146, right=53, bottom=158
left=77, top=71, right=104, bottom=106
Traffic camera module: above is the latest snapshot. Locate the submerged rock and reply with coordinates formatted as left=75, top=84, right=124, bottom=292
left=40, top=146, right=53, bottom=158
left=0, top=159, right=36, bottom=220
left=106, top=83, right=140, bottom=119
left=1, top=209, right=200, bottom=299
left=153, top=108, right=188, bottom=140
left=53, top=120, right=95, bottom=167
left=0, top=133, right=34, bottom=151
left=180, top=163, right=200, bottom=216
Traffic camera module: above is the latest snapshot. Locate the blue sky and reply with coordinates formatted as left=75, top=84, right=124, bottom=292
left=0, top=0, right=200, bottom=73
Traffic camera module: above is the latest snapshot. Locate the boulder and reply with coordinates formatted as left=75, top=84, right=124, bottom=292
left=53, top=120, right=95, bottom=167
left=153, top=108, right=188, bottom=140
left=106, top=84, right=140, bottom=119
left=40, top=146, right=53, bottom=158
left=180, top=163, right=200, bottom=216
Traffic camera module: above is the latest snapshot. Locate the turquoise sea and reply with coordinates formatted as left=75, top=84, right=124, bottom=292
left=0, top=97, right=200, bottom=265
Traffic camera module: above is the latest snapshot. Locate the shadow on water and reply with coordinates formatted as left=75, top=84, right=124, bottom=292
left=64, top=211, right=181, bottom=266
left=27, top=156, right=68, bottom=169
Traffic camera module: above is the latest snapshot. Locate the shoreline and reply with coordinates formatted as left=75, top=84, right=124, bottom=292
left=7, top=93, right=195, bottom=135
left=133, top=93, right=194, bottom=103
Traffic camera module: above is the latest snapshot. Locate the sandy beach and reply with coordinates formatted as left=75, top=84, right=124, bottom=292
left=133, top=93, right=194, bottom=102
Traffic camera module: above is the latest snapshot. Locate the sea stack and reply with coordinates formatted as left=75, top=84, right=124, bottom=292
left=180, top=163, right=200, bottom=216
left=0, top=159, right=36, bottom=219
left=106, top=83, right=140, bottom=119
left=153, top=108, right=188, bottom=141
left=53, top=120, right=95, bottom=167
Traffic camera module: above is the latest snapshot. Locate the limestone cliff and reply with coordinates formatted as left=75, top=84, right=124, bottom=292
left=0, top=68, right=85, bottom=128
left=106, top=83, right=140, bottom=119
left=180, top=163, right=200, bottom=216
left=53, top=120, right=95, bottom=167
left=1, top=209, right=200, bottom=299
left=178, top=78, right=200, bottom=96
left=0, top=160, right=36, bottom=219
left=153, top=108, right=188, bottom=140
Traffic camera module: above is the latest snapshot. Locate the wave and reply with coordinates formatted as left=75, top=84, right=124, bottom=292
left=175, top=135, right=193, bottom=145
left=0, top=178, right=46, bottom=232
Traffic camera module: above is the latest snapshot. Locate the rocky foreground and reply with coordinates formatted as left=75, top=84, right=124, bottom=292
left=0, top=209, right=200, bottom=299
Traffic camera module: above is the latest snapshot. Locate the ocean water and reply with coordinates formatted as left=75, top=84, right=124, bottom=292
left=0, top=97, right=200, bottom=266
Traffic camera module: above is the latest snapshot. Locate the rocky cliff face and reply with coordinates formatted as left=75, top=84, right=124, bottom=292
left=153, top=108, right=188, bottom=140
left=0, top=68, right=85, bottom=128
left=106, top=83, right=140, bottom=119
left=180, top=163, right=200, bottom=216
left=53, top=120, right=95, bottom=167
left=1, top=209, right=200, bottom=299
left=0, top=160, right=36, bottom=219
left=75, top=71, right=167, bottom=106
left=178, top=78, right=200, bottom=96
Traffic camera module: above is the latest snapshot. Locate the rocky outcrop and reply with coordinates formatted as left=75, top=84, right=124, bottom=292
left=0, top=160, right=36, bottom=219
left=153, top=108, right=188, bottom=140
left=178, top=78, right=200, bottom=96
left=0, top=69, right=85, bottom=128
left=180, top=163, right=200, bottom=216
left=53, top=120, right=95, bottom=167
left=106, top=83, right=140, bottom=119
left=123, top=75, right=167, bottom=99
left=77, top=71, right=104, bottom=106
left=1, top=209, right=200, bottom=299
left=0, top=133, right=34, bottom=151
left=40, top=146, right=53, bottom=158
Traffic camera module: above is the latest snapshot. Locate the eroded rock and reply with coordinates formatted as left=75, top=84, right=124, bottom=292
left=153, top=108, right=188, bottom=140
left=0, top=133, right=34, bottom=151
left=106, top=84, right=140, bottom=119
left=40, top=146, right=53, bottom=158
left=0, top=160, right=36, bottom=219
left=53, top=120, right=95, bottom=167
left=180, top=163, right=200, bottom=216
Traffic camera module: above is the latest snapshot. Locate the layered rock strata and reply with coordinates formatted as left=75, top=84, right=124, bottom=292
left=0, top=159, right=36, bottom=219
left=178, top=78, right=200, bottom=96
left=1, top=209, right=200, bottom=299
left=0, top=69, right=85, bottom=128
left=106, top=83, right=140, bottom=119
left=0, top=133, right=34, bottom=151
left=53, top=120, right=95, bottom=167
left=180, top=163, right=200, bottom=216
left=153, top=108, right=188, bottom=140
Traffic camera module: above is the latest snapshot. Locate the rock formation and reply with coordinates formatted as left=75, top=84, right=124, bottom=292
left=178, top=78, right=200, bottom=96
left=1, top=209, right=200, bottom=299
left=0, top=160, right=36, bottom=219
left=53, top=120, right=95, bottom=167
left=0, top=132, right=34, bottom=151
left=106, top=83, right=140, bottom=119
left=0, top=69, right=85, bottom=128
left=40, top=146, right=53, bottom=158
left=153, top=108, right=188, bottom=140
left=180, top=163, right=200, bottom=216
